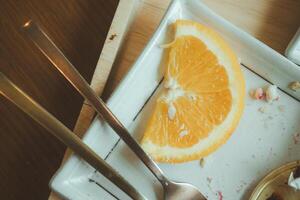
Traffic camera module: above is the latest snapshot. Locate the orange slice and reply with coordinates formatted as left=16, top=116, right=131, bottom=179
left=140, top=20, right=245, bottom=163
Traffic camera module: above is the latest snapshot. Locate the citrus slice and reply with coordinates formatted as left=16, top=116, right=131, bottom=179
left=140, top=20, right=245, bottom=163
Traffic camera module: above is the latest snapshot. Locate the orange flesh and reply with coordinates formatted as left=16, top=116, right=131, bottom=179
left=141, top=20, right=245, bottom=163
left=142, top=36, right=231, bottom=148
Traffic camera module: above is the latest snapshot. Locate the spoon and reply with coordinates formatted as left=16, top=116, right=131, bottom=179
left=23, top=20, right=207, bottom=200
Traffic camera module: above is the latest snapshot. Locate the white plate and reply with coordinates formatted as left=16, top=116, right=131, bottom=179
left=50, top=0, right=300, bottom=199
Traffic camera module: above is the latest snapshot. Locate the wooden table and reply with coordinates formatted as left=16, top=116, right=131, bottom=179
left=0, top=1, right=119, bottom=200
left=1, top=0, right=299, bottom=200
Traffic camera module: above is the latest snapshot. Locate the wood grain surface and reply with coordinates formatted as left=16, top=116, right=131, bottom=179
left=0, top=0, right=119, bottom=199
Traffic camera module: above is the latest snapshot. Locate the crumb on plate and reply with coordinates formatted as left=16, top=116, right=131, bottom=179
left=293, top=133, right=300, bottom=144
left=278, top=105, right=285, bottom=112
left=109, top=33, right=117, bottom=41
left=258, top=106, right=267, bottom=113
left=289, top=81, right=300, bottom=91
left=217, top=191, right=223, bottom=200
left=266, top=85, right=279, bottom=102
left=250, top=88, right=265, bottom=100
left=200, top=158, right=205, bottom=168
left=206, top=177, right=212, bottom=183
left=250, top=85, right=279, bottom=102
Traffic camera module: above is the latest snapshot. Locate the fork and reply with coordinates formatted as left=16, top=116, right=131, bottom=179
left=0, top=73, right=145, bottom=200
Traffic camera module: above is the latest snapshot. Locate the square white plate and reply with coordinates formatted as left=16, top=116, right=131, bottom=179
left=50, top=0, right=300, bottom=199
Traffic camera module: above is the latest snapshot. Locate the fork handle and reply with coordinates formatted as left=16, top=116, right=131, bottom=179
left=0, top=73, right=145, bottom=200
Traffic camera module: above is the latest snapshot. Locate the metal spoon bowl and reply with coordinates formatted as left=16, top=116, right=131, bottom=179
left=164, top=181, right=208, bottom=199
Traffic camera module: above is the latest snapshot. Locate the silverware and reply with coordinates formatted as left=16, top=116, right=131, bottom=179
left=23, top=21, right=207, bottom=200
left=0, top=73, right=145, bottom=200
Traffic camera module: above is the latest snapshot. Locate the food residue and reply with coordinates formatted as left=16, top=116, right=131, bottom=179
left=266, top=85, right=279, bottom=102
left=217, top=191, right=223, bottom=200
left=236, top=186, right=242, bottom=193
left=268, top=116, right=273, bottom=120
left=199, top=158, right=205, bottom=168
left=109, top=33, right=117, bottom=41
left=250, top=85, right=279, bottom=102
left=206, top=177, right=212, bottom=184
left=278, top=105, right=285, bottom=112
left=168, top=103, right=176, bottom=120
left=251, top=87, right=264, bottom=100
left=289, top=81, right=300, bottom=91
left=187, top=93, right=197, bottom=101
left=258, top=106, right=267, bottom=113
left=179, top=124, right=185, bottom=130
left=293, top=133, right=300, bottom=144
left=164, top=77, right=180, bottom=90
left=179, top=130, right=188, bottom=138
left=163, top=78, right=186, bottom=121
